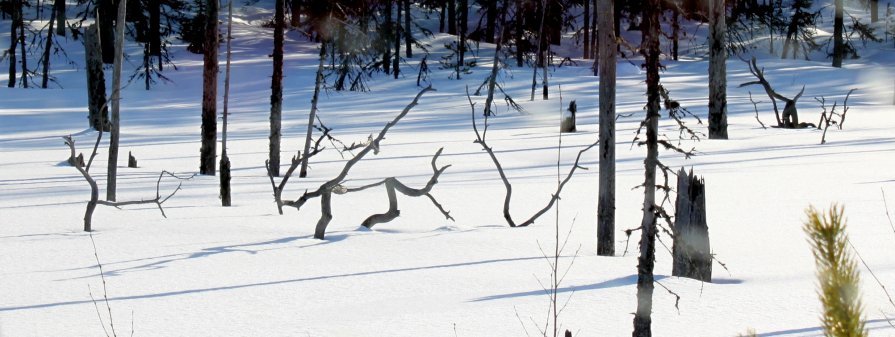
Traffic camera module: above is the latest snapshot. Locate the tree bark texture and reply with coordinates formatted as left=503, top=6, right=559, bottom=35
left=633, top=0, right=661, bottom=334
left=597, top=0, right=616, bottom=257
left=85, top=25, right=109, bottom=131
left=107, top=0, right=127, bottom=201
left=833, top=0, right=844, bottom=67
left=708, top=0, right=728, bottom=139
left=672, top=168, right=711, bottom=282
left=7, top=0, right=17, bottom=88
left=200, top=0, right=220, bottom=175
left=269, top=0, right=285, bottom=176
left=394, top=0, right=401, bottom=79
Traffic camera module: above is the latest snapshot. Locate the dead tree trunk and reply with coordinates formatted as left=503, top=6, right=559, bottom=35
left=299, top=41, right=328, bottom=178
left=17, top=0, right=27, bottom=88
left=54, top=0, right=66, bottom=36
left=107, top=0, right=127, bottom=201
left=7, top=0, right=17, bottom=88
left=530, top=0, right=546, bottom=101
left=394, top=0, right=401, bottom=79
left=200, top=0, right=220, bottom=175
left=483, top=1, right=508, bottom=116
left=221, top=0, right=234, bottom=207
left=672, top=168, right=711, bottom=282
left=708, top=0, right=728, bottom=139
left=85, top=24, right=109, bottom=131
left=597, top=0, right=616, bottom=257
left=739, top=57, right=806, bottom=128
left=404, top=0, right=412, bottom=58
left=383, top=0, right=393, bottom=75
left=447, top=0, right=456, bottom=35
left=42, top=9, right=57, bottom=88
left=583, top=0, right=590, bottom=59
left=833, top=0, right=844, bottom=67
left=633, top=0, right=661, bottom=334
left=269, top=0, right=285, bottom=177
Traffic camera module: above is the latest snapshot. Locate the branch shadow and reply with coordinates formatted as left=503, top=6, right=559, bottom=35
left=470, top=274, right=669, bottom=302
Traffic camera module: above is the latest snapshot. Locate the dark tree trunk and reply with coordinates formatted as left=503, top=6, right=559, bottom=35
left=42, top=8, right=57, bottom=88
left=832, top=0, right=844, bottom=67
left=672, top=11, right=679, bottom=60
left=394, top=0, right=402, bottom=78
left=448, top=0, right=456, bottom=34
left=99, top=0, right=116, bottom=63
left=459, top=0, right=468, bottom=68
left=515, top=0, right=523, bottom=66
left=440, top=0, right=446, bottom=32
left=54, top=0, right=66, bottom=36
left=708, top=0, right=728, bottom=139
left=404, top=0, right=412, bottom=57
left=583, top=0, right=590, bottom=59
left=85, top=24, right=109, bottom=130
left=18, top=1, right=27, bottom=88
left=597, top=0, right=616, bottom=257
left=633, top=0, right=661, bottom=334
left=200, top=0, right=219, bottom=175
left=485, top=0, right=497, bottom=43
left=291, top=0, right=301, bottom=26
left=149, top=0, right=161, bottom=55
left=590, top=0, right=597, bottom=59
left=781, top=13, right=798, bottom=59
left=672, top=168, right=711, bottom=282
left=870, top=0, right=878, bottom=22
left=221, top=0, right=233, bottom=207
left=269, top=0, right=285, bottom=176
left=8, top=0, right=18, bottom=88
left=483, top=0, right=507, bottom=116
left=384, top=0, right=392, bottom=74
left=107, top=0, right=127, bottom=201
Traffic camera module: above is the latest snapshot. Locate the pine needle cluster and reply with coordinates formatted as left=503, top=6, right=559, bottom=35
left=804, top=205, right=867, bottom=337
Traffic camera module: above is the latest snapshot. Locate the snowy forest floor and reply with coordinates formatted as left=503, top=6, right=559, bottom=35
left=3, top=2, right=895, bottom=336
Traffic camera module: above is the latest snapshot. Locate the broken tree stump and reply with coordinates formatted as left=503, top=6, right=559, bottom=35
left=672, top=167, right=712, bottom=282
left=560, top=100, right=577, bottom=133
left=128, top=151, right=138, bottom=168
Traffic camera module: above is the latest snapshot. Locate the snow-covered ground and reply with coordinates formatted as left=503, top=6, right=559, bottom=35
left=2, top=2, right=895, bottom=336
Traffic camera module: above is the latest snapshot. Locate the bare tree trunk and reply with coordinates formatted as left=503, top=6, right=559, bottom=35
left=394, top=0, right=401, bottom=79
left=149, top=0, right=160, bottom=55
left=221, top=0, right=233, bottom=207
left=583, top=0, right=590, bottom=59
left=440, top=0, right=446, bottom=32
left=42, top=8, right=57, bottom=88
left=871, top=0, right=878, bottom=22
left=597, top=0, right=616, bottom=257
left=447, top=0, right=456, bottom=35
left=459, top=0, right=468, bottom=71
left=269, top=0, right=285, bottom=176
left=54, top=0, right=66, bottom=36
left=85, top=24, right=109, bottom=131
left=633, top=0, right=661, bottom=334
left=384, top=0, right=393, bottom=74
left=18, top=2, right=27, bottom=88
left=832, top=0, right=844, bottom=67
left=672, top=10, right=679, bottom=60
left=530, top=0, right=546, bottom=101
left=590, top=0, right=597, bottom=59
left=99, top=0, right=116, bottom=63
left=484, top=0, right=507, bottom=116
left=485, top=0, right=496, bottom=43
left=200, top=0, right=220, bottom=175
left=708, top=0, right=728, bottom=139
left=299, top=41, right=327, bottom=178
left=404, top=0, right=412, bottom=58
left=8, top=0, right=18, bottom=88
left=672, top=168, right=711, bottom=282
left=107, top=0, right=128, bottom=201
left=290, top=0, right=301, bottom=26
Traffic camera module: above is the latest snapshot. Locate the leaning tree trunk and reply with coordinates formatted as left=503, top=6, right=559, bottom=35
left=221, top=0, right=234, bottom=207
left=200, top=0, right=220, bottom=175
left=107, top=0, right=127, bottom=201
left=633, top=0, right=661, bottom=335
left=42, top=8, right=57, bottom=88
left=299, top=41, right=328, bottom=178
left=832, top=0, right=844, bottom=67
left=269, top=0, right=285, bottom=176
left=708, top=0, right=728, bottom=139
left=597, top=0, right=616, bottom=257
left=85, top=24, right=109, bottom=130
left=672, top=168, right=711, bottom=282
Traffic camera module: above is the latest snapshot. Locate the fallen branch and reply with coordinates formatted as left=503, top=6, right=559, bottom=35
left=468, top=87, right=598, bottom=227
left=64, top=134, right=192, bottom=231
left=278, top=86, right=451, bottom=239
left=748, top=92, right=768, bottom=129
left=739, top=56, right=809, bottom=128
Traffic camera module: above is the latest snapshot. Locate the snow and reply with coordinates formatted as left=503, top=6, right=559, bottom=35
left=2, top=1, right=895, bottom=336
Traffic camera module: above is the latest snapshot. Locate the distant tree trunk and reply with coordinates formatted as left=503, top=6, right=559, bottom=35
left=404, top=0, right=412, bottom=58
left=597, top=0, right=616, bottom=257
left=440, top=0, right=446, bottom=32
left=42, top=8, right=57, bottom=88
left=484, top=0, right=507, bottom=116
left=633, top=0, right=661, bottom=334
left=530, top=0, right=546, bottom=100
left=485, top=0, right=497, bottom=43
left=870, top=0, right=878, bottom=22
left=384, top=0, right=392, bottom=74
left=299, top=41, right=328, bottom=178
left=515, top=0, right=523, bottom=66
left=18, top=2, right=27, bottom=88
left=448, top=0, right=457, bottom=34
left=291, top=0, right=301, bottom=26
left=200, top=0, right=219, bottom=175
left=672, top=10, right=679, bottom=60
left=8, top=0, right=18, bottom=88
left=85, top=24, right=109, bottom=131
left=590, top=0, right=597, bottom=59
left=269, top=0, right=285, bottom=176
left=394, top=0, right=402, bottom=78
left=149, top=0, right=161, bottom=55
left=459, top=0, right=468, bottom=68
left=832, top=0, right=844, bottom=67
left=672, top=168, right=711, bottom=282
left=107, top=0, right=128, bottom=201
left=54, top=0, right=66, bottom=36
left=708, top=0, right=728, bottom=139
left=583, top=0, right=590, bottom=59
left=99, top=0, right=116, bottom=63
left=221, top=0, right=233, bottom=206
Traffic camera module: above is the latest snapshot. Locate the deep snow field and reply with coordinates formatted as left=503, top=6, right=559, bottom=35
left=3, top=2, right=895, bottom=336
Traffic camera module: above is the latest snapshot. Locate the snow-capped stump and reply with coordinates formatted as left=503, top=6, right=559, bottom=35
left=560, top=100, right=577, bottom=133
left=672, top=167, right=711, bottom=282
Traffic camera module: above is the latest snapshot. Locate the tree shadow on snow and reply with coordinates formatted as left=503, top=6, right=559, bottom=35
left=471, top=274, right=669, bottom=302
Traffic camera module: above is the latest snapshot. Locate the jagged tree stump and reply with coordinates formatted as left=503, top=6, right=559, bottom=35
left=128, top=151, right=138, bottom=168
left=672, top=168, right=711, bottom=282
left=560, top=100, right=577, bottom=133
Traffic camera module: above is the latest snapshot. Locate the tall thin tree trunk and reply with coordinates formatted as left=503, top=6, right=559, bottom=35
left=291, top=0, right=301, bottom=26
left=708, top=0, right=728, bottom=139
left=8, top=0, right=18, bottom=88
left=459, top=0, right=468, bottom=70
left=269, top=0, right=284, bottom=176
left=299, top=41, right=327, bottom=178
left=515, top=0, right=523, bottom=66
left=55, top=0, right=66, bottom=36
left=200, top=0, right=219, bottom=175
left=404, top=0, right=412, bottom=58
left=42, top=9, right=57, bottom=88
left=484, top=0, right=507, bottom=116
left=448, top=0, right=456, bottom=34
left=672, top=10, right=679, bottom=60
left=530, top=0, right=546, bottom=100
left=597, top=0, right=616, bottom=257
left=871, top=0, right=878, bottom=22
left=107, top=0, right=127, bottom=201
left=85, top=24, right=108, bottom=130
left=394, top=0, right=401, bottom=79
left=18, top=2, right=27, bottom=88
left=832, top=0, right=844, bottom=67
left=99, top=0, right=116, bottom=63
left=584, top=0, right=590, bottom=59
left=633, top=0, right=661, bottom=334
left=590, top=0, right=597, bottom=59
left=486, top=0, right=497, bottom=43
left=149, top=0, right=160, bottom=55
left=221, top=0, right=233, bottom=207
left=440, top=0, right=446, bottom=32
left=384, top=0, right=393, bottom=74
